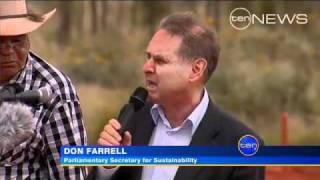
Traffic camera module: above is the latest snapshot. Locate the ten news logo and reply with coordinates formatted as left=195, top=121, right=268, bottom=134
left=230, top=7, right=308, bottom=30
left=238, top=135, right=259, bottom=156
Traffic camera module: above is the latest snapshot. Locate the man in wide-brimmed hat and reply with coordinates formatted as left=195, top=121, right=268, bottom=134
left=0, top=0, right=87, bottom=179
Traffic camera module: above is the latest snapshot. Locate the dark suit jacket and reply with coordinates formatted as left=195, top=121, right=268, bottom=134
left=90, top=99, right=265, bottom=180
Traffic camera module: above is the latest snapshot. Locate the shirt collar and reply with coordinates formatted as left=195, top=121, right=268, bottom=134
left=150, top=88, right=209, bottom=135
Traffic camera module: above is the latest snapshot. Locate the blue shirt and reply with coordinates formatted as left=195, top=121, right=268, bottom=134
left=141, top=89, right=209, bottom=180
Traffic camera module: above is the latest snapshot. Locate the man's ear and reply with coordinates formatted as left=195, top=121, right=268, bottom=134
left=189, top=58, right=207, bottom=82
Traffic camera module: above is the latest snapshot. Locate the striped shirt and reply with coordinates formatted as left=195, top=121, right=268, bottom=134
left=0, top=52, right=87, bottom=179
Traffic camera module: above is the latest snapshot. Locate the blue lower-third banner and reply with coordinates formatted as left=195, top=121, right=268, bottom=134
left=60, top=146, right=320, bottom=166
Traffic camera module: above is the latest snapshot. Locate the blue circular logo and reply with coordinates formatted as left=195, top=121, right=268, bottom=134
left=238, top=135, right=259, bottom=156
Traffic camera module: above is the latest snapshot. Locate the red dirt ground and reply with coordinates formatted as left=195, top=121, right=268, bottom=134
left=266, top=167, right=320, bottom=180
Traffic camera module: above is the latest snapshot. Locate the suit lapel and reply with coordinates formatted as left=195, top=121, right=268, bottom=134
left=174, top=100, right=222, bottom=180
left=130, top=104, right=155, bottom=180
left=131, top=100, right=223, bottom=180
left=132, top=103, right=155, bottom=145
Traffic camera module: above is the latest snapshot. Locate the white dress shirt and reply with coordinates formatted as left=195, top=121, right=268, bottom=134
left=141, top=89, right=209, bottom=180
left=101, top=89, right=209, bottom=180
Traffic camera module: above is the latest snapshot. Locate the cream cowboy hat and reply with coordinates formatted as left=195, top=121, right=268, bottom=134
left=0, top=0, right=56, bottom=36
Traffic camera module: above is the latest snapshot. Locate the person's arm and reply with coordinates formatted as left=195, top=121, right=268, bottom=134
left=86, top=119, right=132, bottom=180
left=43, top=99, right=87, bottom=179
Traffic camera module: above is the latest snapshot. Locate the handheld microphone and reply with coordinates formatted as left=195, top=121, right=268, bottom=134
left=0, top=87, right=52, bottom=106
left=118, top=87, right=148, bottom=136
left=86, top=87, right=148, bottom=180
left=0, top=102, right=35, bottom=154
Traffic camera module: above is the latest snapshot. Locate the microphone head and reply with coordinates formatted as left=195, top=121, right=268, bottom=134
left=129, top=87, right=148, bottom=111
left=38, top=87, right=53, bottom=104
left=0, top=102, right=35, bottom=153
left=14, top=87, right=53, bottom=106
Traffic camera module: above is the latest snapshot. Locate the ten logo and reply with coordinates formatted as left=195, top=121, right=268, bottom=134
left=238, top=135, right=259, bottom=156
left=230, top=7, right=308, bottom=30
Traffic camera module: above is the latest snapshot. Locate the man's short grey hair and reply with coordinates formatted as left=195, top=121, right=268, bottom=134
left=159, top=12, right=220, bottom=82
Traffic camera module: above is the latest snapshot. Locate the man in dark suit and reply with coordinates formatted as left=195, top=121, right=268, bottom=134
left=93, top=12, right=264, bottom=180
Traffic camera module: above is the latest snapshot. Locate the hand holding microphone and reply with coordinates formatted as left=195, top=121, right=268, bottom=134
left=98, top=119, right=132, bottom=146
left=98, top=87, right=148, bottom=145
left=97, top=87, right=147, bottom=169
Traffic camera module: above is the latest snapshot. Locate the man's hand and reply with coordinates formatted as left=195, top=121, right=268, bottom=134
left=98, top=119, right=132, bottom=169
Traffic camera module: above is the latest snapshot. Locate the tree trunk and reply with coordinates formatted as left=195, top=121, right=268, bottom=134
left=75, top=1, right=84, bottom=37
left=101, top=1, right=108, bottom=31
left=91, top=1, right=98, bottom=34
left=57, top=1, right=72, bottom=47
left=206, top=1, right=221, bottom=31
